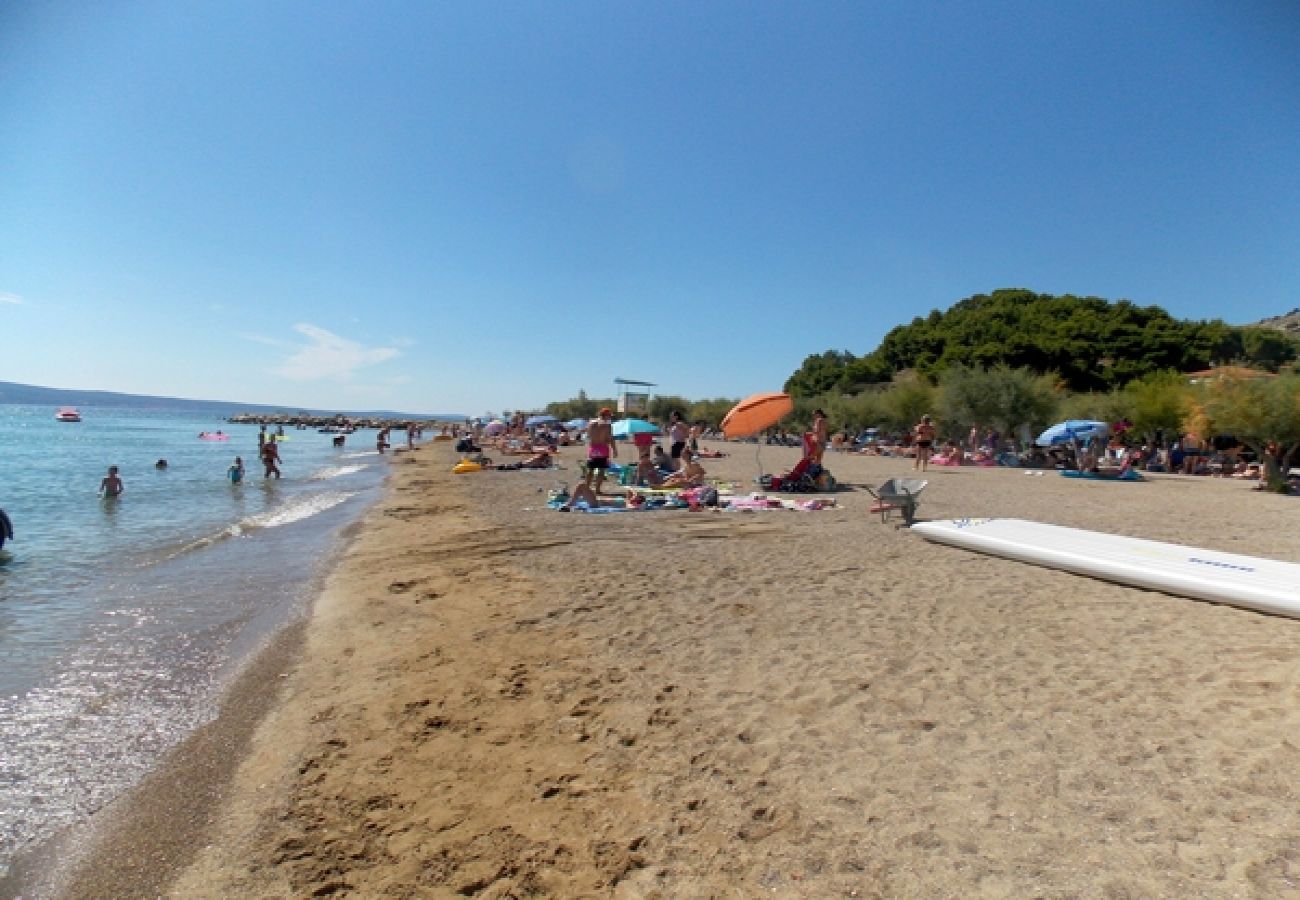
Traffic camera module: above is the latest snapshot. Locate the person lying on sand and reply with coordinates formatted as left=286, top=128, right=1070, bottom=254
left=493, top=451, right=553, bottom=470
left=558, top=483, right=625, bottom=510
left=496, top=440, right=554, bottom=455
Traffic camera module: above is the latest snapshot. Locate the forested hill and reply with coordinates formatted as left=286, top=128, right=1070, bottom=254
left=0, top=381, right=455, bottom=419
left=785, top=289, right=1299, bottom=396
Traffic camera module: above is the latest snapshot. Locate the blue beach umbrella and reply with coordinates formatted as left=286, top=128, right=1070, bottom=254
left=1036, top=420, right=1109, bottom=446
left=525, top=414, right=558, bottom=427
left=612, top=418, right=661, bottom=439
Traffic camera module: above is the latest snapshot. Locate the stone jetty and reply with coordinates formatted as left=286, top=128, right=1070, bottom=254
left=224, top=412, right=454, bottom=430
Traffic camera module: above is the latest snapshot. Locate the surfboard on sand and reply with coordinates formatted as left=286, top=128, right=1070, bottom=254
left=912, top=518, right=1300, bottom=620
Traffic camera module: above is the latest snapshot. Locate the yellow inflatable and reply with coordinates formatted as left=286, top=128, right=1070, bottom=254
left=452, top=459, right=482, bottom=474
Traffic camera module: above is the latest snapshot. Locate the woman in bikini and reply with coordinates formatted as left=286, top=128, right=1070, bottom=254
left=913, top=414, right=936, bottom=471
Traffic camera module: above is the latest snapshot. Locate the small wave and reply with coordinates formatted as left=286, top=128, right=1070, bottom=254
left=156, top=491, right=356, bottom=562
left=161, top=523, right=246, bottom=561
left=241, top=491, right=355, bottom=529
left=310, top=464, right=367, bottom=480
left=341, top=451, right=380, bottom=459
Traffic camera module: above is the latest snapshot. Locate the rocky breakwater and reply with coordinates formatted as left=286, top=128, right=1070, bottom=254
left=225, top=413, right=446, bottom=430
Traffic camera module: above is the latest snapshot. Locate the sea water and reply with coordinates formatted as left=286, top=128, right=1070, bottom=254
left=0, top=405, right=403, bottom=878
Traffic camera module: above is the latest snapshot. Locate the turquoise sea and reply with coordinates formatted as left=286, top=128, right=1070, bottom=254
left=0, top=404, right=403, bottom=882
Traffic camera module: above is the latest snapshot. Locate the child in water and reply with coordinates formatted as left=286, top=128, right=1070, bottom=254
left=228, top=456, right=245, bottom=483
left=99, top=465, right=124, bottom=497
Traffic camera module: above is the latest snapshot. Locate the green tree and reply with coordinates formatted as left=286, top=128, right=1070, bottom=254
left=687, top=397, right=738, bottom=428
left=646, top=394, right=689, bottom=423
left=1240, top=327, right=1299, bottom=372
left=1055, top=390, right=1128, bottom=427
left=880, top=379, right=936, bottom=434
left=544, top=391, right=606, bottom=421
left=839, top=390, right=889, bottom=435
left=1182, top=321, right=1240, bottom=370
left=937, top=365, right=1060, bottom=442
left=1120, top=371, right=1189, bottom=446
left=784, top=350, right=858, bottom=396
left=1197, top=374, right=1300, bottom=491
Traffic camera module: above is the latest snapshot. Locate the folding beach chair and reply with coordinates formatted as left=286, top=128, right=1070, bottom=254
left=865, top=477, right=928, bottom=525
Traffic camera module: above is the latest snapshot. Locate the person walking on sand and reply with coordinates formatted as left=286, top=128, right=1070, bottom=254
left=99, top=465, right=124, bottom=497
left=913, top=414, right=936, bottom=471
left=260, top=439, right=281, bottom=479
left=585, top=408, right=617, bottom=493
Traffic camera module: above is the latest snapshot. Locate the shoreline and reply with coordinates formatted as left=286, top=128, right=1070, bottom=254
left=1, top=482, right=381, bottom=899
left=7, top=618, right=309, bottom=899
left=42, top=443, right=1300, bottom=896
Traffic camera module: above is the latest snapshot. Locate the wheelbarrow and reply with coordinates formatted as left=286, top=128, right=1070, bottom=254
left=865, top=478, right=928, bottom=525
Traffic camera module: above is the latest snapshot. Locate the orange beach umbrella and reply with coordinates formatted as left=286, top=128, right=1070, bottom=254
left=722, top=392, right=794, bottom=439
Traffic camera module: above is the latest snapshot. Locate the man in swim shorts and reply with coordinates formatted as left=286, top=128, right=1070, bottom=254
left=585, top=408, right=617, bottom=493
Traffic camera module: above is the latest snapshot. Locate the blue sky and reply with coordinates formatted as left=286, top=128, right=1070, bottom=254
left=2, top=1, right=1297, bottom=416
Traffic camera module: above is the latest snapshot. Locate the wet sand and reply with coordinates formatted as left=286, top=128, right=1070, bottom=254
left=56, top=443, right=1300, bottom=897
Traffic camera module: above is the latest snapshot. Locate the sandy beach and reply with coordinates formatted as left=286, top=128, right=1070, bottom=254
left=56, top=441, right=1300, bottom=898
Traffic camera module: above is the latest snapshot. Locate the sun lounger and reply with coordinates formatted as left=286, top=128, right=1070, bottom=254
left=865, top=477, right=928, bottom=525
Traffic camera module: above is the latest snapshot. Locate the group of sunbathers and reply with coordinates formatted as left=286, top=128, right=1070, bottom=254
left=628, top=446, right=706, bottom=488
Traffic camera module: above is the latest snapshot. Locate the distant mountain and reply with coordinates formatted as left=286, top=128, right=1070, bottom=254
left=1252, top=308, right=1300, bottom=336
left=0, top=381, right=462, bottom=420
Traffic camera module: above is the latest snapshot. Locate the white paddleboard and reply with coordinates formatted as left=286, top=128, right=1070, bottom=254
left=912, top=518, right=1300, bottom=620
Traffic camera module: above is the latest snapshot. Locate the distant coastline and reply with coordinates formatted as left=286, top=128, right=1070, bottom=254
left=0, top=380, right=462, bottom=421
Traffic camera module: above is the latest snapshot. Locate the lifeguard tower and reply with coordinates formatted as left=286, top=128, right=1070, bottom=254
left=614, top=377, right=656, bottom=416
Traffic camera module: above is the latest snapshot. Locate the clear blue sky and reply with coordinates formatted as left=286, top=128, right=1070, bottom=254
left=2, top=1, right=1297, bottom=416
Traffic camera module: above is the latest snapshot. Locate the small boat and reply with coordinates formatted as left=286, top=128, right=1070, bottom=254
left=54, top=407, right=82, bottom=422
